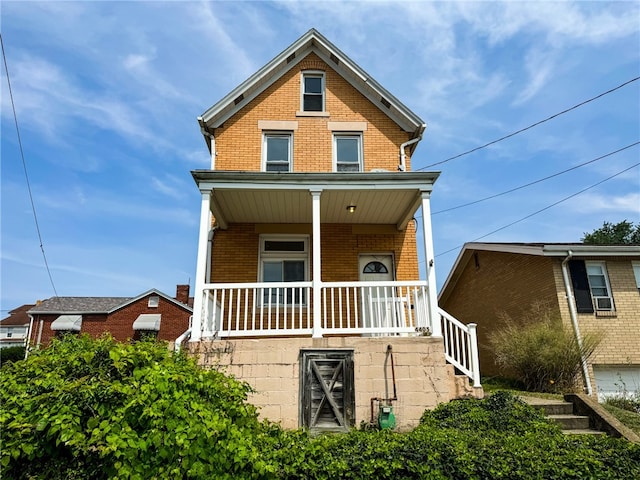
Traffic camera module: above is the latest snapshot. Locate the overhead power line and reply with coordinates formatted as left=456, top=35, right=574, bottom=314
left=433, top=161, right=640, bottom=259
left=418, top=76, right=640, bottom=170
left=431, top=141, right=640, bottom=215
left=1, top=34, right=59, bottom=297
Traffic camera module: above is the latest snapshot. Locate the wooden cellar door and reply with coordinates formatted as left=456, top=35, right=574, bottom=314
left=300, top=350, right=354, bottom=431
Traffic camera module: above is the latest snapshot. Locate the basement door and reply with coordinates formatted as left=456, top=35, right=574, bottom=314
left=300, top=350, right=354, bottom=431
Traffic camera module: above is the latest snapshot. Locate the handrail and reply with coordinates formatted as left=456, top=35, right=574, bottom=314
left=439, top=307, right=481, bottom=388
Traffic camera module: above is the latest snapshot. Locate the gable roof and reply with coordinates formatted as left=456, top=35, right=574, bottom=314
left=439, top=242, right=640, bottom=304
left=0, top=304, right=35, bottom=326
left=198, top=28, right=426, bottom=151
left=28, top=289, right=192, bottom=315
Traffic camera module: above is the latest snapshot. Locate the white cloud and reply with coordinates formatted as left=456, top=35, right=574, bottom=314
left=566, top=191, right=640, bottom=215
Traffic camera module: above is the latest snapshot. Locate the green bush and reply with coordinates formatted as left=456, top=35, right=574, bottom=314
left=280, top=392, right=640, bottom=480
left=3, top=336, right=638, bottom=479
left=0, top=345, right=26, bottom=366
left=489, top=303, right=602, bottom=392
left=0, top=334, right=280, bottom=479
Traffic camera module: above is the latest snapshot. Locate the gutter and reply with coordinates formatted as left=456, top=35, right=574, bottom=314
left=560, top=251, right=593, bottom=396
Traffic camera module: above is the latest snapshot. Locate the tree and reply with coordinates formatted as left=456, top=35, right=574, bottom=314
left=581, top=220, right=640, bottom=245
left=0, top=334, right=281, bottom=479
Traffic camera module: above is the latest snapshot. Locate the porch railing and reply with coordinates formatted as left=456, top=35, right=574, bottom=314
left=195, top=282, right=480, bottom=386
left=439, top=307, right=481, bottom=388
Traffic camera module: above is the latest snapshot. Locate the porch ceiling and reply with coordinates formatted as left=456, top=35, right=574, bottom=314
left=192, top=171, right=440, bottom=230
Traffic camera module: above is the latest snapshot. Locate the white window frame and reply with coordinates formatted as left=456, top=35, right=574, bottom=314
left=148, top=296, right=159, bottom=308
left=301, top=71, right=325, bottom=112
left=585, top=261, right=615, bottom=311
left=258, top=235, right=309, bottom=305
left=333, top=133, right=363, bottom=172
left=632, top=261, right=640, bottom=292
left=262, top=132, right=293, bottom=172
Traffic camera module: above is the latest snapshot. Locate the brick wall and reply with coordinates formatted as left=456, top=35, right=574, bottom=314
left=440, top=251, right=560, bottom=376
left=552, top=258, right=640, bottom=386
left=213, top=53, right=413, bottom=173
left=30, top=295, right=191, bottom=347
left=210, top=223, right=419, bottom=283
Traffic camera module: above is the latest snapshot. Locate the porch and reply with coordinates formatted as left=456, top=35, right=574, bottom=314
left=189, top=171, right=480, bottom=388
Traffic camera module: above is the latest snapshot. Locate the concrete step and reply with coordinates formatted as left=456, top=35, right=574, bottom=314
left=520, top=396, right=606, bottom=435
left=549, top=414, right=590, bottom=430
left=562, top=428, right=606, bottom=435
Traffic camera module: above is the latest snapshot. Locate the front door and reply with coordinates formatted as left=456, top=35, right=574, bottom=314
left=359, top=254, right=402, bottom=332
left=300, top=350, right=354, bottom=431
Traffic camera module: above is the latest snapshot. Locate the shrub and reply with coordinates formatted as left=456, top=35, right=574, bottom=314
left=489, top=303, right=602, bottom=392
left=0, top=345, right=26, bottom=366
left=0, top=334, right=280, bottom=479
left=281, top=392, right=640, bottom=480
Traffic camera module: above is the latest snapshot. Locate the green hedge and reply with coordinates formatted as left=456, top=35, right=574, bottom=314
left=2, top=336, right=638, bottom=480
left=0, top=345, right=26, bottom=366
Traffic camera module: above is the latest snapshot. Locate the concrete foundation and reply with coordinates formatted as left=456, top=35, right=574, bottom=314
left=187, top=336, right=482, bottom=430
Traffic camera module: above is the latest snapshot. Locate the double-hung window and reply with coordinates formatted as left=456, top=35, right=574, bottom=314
left=334, top=134, right=362, bottom=172
left=301, top=71, right=324, bottom=112
left=259, top=236, right=308, bottom=305
left=586, top=261, right=615, bottom=311
left=263, top=133, right=292, bottom=172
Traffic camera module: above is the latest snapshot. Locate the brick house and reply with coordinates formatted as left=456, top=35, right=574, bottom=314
left=187, top=29, right=482, bottom=431
left=27, top=285, right=192, bottom=347
left=0, top=304, right=34, bottom=349
left=439, top=242, right=640, bottom=398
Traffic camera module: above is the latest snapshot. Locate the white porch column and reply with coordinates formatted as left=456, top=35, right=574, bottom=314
left=310, top=189, right=323, bottom=338
left=190, top=189, right=212, bottom=342
left=420, top=191, right=442, bottom=337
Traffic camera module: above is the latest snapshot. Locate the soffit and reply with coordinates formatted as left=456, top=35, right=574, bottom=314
left=211, top=189, right=420, bottom=225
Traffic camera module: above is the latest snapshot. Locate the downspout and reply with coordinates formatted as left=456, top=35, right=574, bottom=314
left=561, top=251, right=593, bottom=396
left=206, top=226, right=219, bottom=285
left=36, top=318, right=43, bottom=348
left=398, top=135, right=421, bottom=172
left=25, top=314, right=34, bottom=359
left=197, top=118, right=216, bottom=170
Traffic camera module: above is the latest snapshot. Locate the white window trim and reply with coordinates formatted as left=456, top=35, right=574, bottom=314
left=300, top=70, right=325, bottom=113
left=585, top=261, right=615, bottom=312
left=148, top=296, right=159, bottom=308
left=262, top=132, right=293, bottom=172
left=333, top=133, right=363, bottom=172
left=258, top=235, right=309, bottom=305
left=632, top=261, right=640, bottom=291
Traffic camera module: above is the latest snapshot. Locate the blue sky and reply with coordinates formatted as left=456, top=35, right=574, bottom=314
left=2, top=1, right=639, bottom=311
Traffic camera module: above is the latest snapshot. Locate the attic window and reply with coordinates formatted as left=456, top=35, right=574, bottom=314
left=380, top=97, right=391, bottom=109
left=301, top=71, right=324, bottom=112
left=329, top=53, right=339, bottom=65
left=234, top=94, right=244, bottom=105
left=286, top=53, right=296, bottom=63
left=148, top=296, right=159, bottom=308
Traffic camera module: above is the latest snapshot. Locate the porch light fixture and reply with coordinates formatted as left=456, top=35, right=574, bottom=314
left=346, top=205, right=357, bottom=213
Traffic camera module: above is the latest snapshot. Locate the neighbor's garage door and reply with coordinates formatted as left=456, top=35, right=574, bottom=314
left=593, top=365, right=640, bottom=400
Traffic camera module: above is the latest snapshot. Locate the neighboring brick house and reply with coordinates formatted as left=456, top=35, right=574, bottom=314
left=27, top=285, right=192, bottom=348
left=439, top=242, right=640, bottom=398
left=0, top=304, right=34, bottom=349
left=188, top=29, right=481, bottom=432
